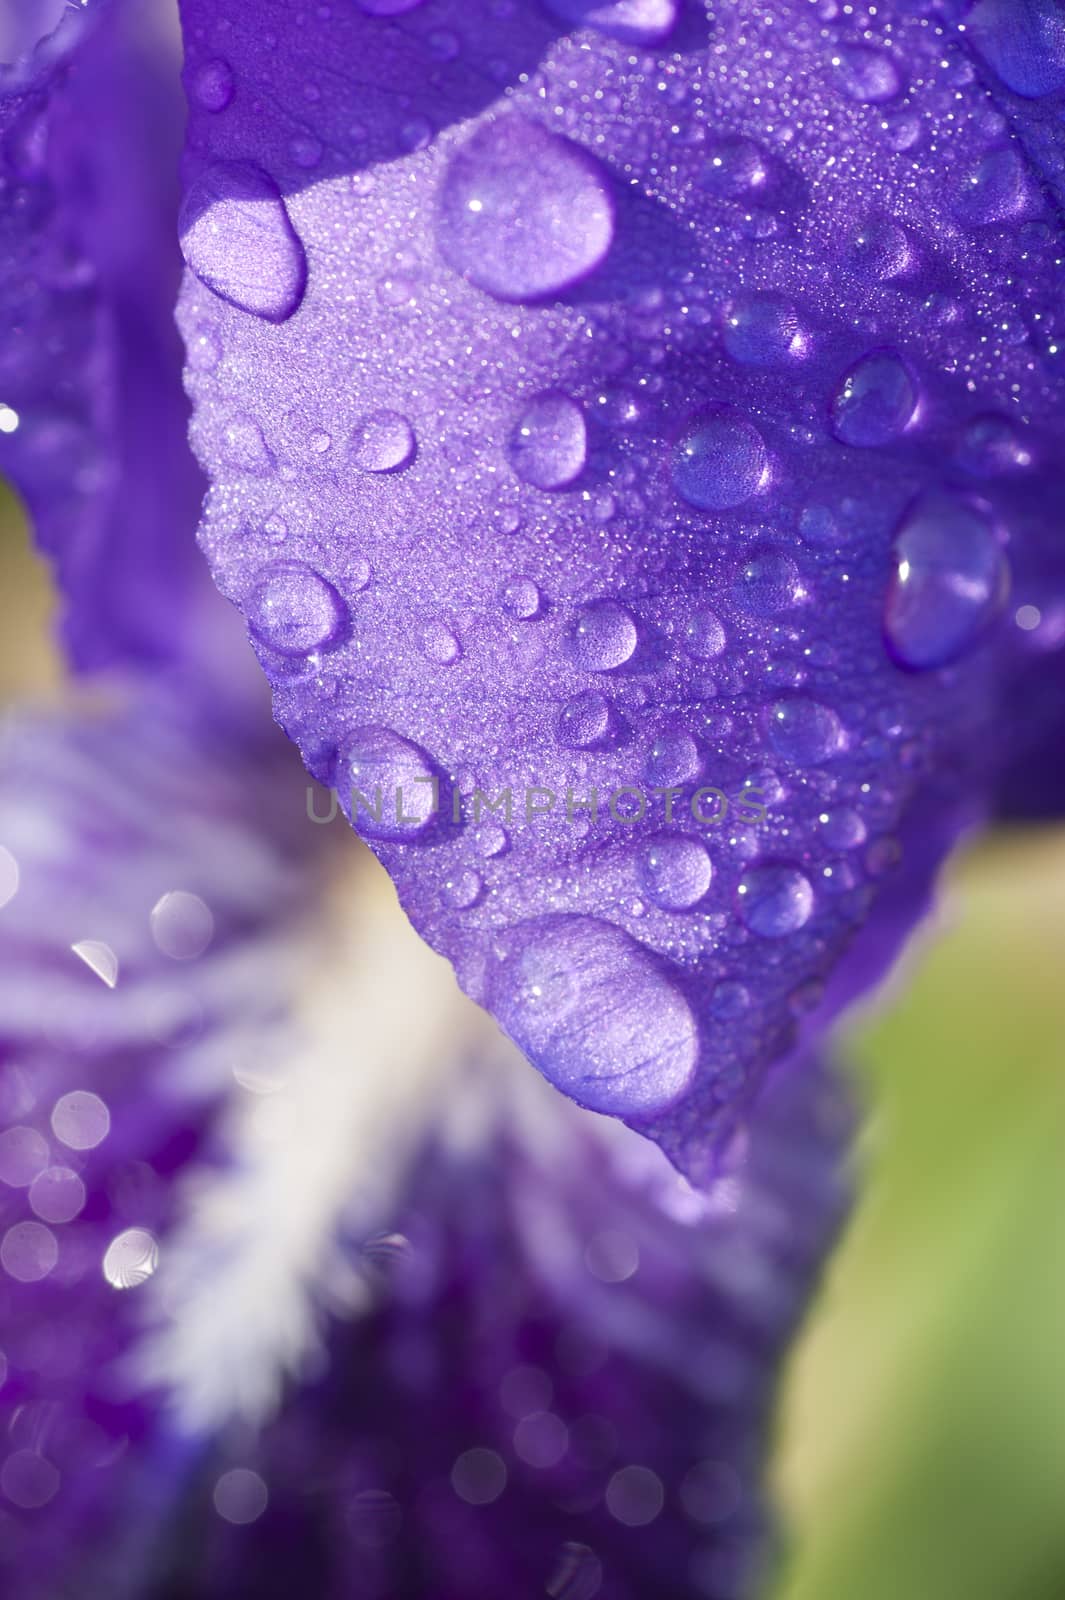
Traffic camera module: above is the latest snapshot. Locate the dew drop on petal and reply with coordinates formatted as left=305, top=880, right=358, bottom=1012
left=684, top=608, right=726, bottom=660
left=436, top=116, right=614, bottom=302
left=830, top=349, right=917, bottom=446
left=833, top=44, right=902, bottom=103
left=733, top=550, right=801, bottom=616
left=637, top=837, right=713, bottom=911
left=955, top=147, right=1036, bottom=226
left=501, top=576, right=542, bottom=619
left=507, top=392, right=587, bottom=490
left=488, top=915, right=699, bottom=1116
left=884, top=491, right=1010, bottom=670
left=736, top=863, right=814, bottom=937
left=190, top=59, right=234, bottom=113
left=672, top=407, right=768, bottom=510
left=767, top=698, right=843, bottom=764
left=340, top=727, right=439, bottom=842
left=701, top=136, right=769, bottom=198
left=722, top=294, right=799, bottom=366
left=557, top=689, right=612, bottom=749
left=566, top=599, right=638, bottom=671
left=351, top=410, right=416, bottom=473
left=247, top=561, right=348, bottom=655
left=180, top=161, right=307, bottom=322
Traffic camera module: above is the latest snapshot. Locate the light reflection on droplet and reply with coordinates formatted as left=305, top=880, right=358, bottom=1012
left=102, top=1227, right=159, bottom=1290
left=213, top=1467, right=269, bottom=1525
left=71, top=939, right=119, bottom=988
left=51, top=1090, right=110, bottom=1150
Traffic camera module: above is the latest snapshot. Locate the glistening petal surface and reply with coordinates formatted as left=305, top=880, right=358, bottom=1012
left=177, top=0, right=1065, bottom=1174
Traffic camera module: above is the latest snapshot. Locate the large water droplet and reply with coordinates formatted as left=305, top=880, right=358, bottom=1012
left=955, top=147, right=1036, bottom=226
left=566, top=599, right=638, bottom=670
left=850, top=215, right=912, bottom=280
left=767, top=698, right=843, bottom=764
left=736, top=863, right=814, bottom=936
left=833, top=45, right=902, bottom=103
left=637, top=837, right=713, bottom=910
left=501, top=576, right=542, bottom=619
left=672, top=406, right=768, bottom=511
left=967, top=0, right=1065, bottom=98
left=830, top=349, right=917, bottom=446
left=722, top=294, right=800, bottom=366
left=542, top=0, right=678, bottom=43
left=247, top=560, right=347, bottom=655
left=884, top=491, right=1009, bottom=670
left=488, top=915, right=699, bottom=1115
left=644, top=731, right=700, bottom=786
left=340, top=727, right=439, bottom=842
left=436, top=116, right=614, bottom=302
left=190, top=59, right=235, bottom=113
left=684, top=608, right=726, bottom=659
left=734, top=549, right=802, bottom=615
left=701, top=136, right=769, bottom=199
left=957, top=414, right=1032, bottom=477
left=180, top=161, right=307, bottom=322
left=351, top=410, right=416, bottom=473
left=507, top=392, right=587, bottom=490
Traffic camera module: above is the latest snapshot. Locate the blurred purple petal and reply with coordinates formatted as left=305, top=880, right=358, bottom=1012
left=0, top=0, right=206, bottom=670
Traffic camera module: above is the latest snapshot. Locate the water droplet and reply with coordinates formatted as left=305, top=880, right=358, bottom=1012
left=736, top=863, right=814, bottom=936
left=445, top=868, right=483, bottom=909
left=767, top=698, right=842, bottom=764
left=830, top=349, right=917, bottom=446
left=711, top=980, right=750, bottom=1018
left=351, top=409, right=416, bottom=473
left=222, top=415, right=273, bottom=473
left=566, top=599, right=638, bottom=670
left=818, top=807, right=867, bottom=849
left=541, top=0, right=678, bottom=44
left=290, top=135, right=323, bottom=169
left=557, top=689, right=612, bottom=749
left=833, top=44, right=902, bottom=103
left=180, top=161, right=307, bottom=322
left=957, top=413, right=1031, bottom=476
left=71, top=939, right=119, bottom=988
left=684, top=607, right=726, bottom=659
left=850, top=215, right=912, bottom=279
left=150, top=891, right=215, bottom=961
left=501, top=576, right=542, bottom=619
left=722, top=294, right=799, bottom=366
left=508, top=392, right=587, bottom=490
left=955, top=147, right=1036, bottom=225
left=884, top=491, right=1009, bottom=670
left=247, top=560, right=347, bottom=655
left=644, top=730, right=700, bottom=786
left=422, top=619, right=462, bottom=664
left=340, top=727, right=439, bottom=842
left=734, top=549, right=801, bottom=615
left=488, top=915, right=699, bottom=1115
left=103, top=1227, right=159, bottom=1289
left=637, top=836, right=712, bottom=910
left=673, top=407, right=768, bottom=510
left=701, top=136, right=769, bottom=198
left=967, top=0, right=1065, bottom=98
left=190, top=58, right=234, bottom=113
left=436, top=116, right=614, bottom=302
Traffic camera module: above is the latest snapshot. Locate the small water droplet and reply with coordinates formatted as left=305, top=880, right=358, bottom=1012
left=247, top=560, right=347, bottom=655
left=955, top=147, right=1036, bottom=225
left=422, top=619, right=462, bottom=665
left=180, top=161, right=307, bottom=322
left=351, top=409, right=416, bottom=473
left=722, top=294, right=799, bottom=366
left=436, top=116, right=614, bottom=302
left=508, top=392, right=587, bottom=490
left=644, top=730, right=701, bottom=786
left=637, top=836, right=713, bottom=910
left=684, top=607, right=726, bottom=659
left=701, top=136, right=769, bottom=198
left=488, top=915, right=699, bottom=1115
left=190, top=59, right=235, bottom=113
left=736, top=863, right=814, bottom=936
left=767, top=698, right=843, bottom=764
left=734, top=549, right=801, bottom=615
left=673, top=406, right=768, bottom=510
left=501, top=576, right=542, bottom=619
left=957, top=413, right=1032, bottom=476
left=833, top=44, right=902, bottom=103
left=445, top=868, right=483, bottom=909
left=850, top=215, right=912, bottom=279
left=884, top=491, right=1009, bottom=669
left=566, top=599, right=638, bottom=670
left=830, top=348, right=917, bottom=446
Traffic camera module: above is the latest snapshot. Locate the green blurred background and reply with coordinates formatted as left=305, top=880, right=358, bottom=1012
left=3, top=479, right=1064, bottom=1599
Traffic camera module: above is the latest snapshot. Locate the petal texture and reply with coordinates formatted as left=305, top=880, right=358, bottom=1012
left=0, top=0, right=206, bottom=670
left=176, top=0, right=1065, bottom=1172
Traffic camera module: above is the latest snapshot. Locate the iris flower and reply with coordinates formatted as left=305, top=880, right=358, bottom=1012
left=0, top=0, right=1061, bottom=1594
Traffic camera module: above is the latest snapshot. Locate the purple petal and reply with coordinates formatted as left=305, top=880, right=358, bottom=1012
left=0, top=0, right=206, bottom=670
left=176, top=1, right=1065, bottom=1171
